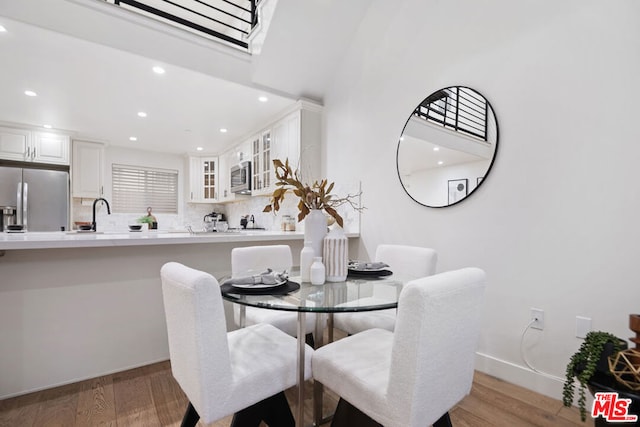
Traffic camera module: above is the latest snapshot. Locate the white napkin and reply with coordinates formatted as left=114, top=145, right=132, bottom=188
left=348, top=261, right=390, bottom=270
left=222, top=269, right=289, bottom=286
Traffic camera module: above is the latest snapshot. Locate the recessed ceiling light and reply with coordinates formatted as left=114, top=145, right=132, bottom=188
left=0, top=25, right=7, bottom=33
left=219, top=128, right=228, bottom=133
left=258, top=96, right=268, bottom=103
left=137, top=111, right=147, bottom=118
left=152, top=66, right=165, bottom=74
left=129, top=136, right=138, bottom=141
left=24, top=90, right=37, bottom=97
left=433, top=147, right=440, bottom=151
left=196, top=147, right=204, bottom=151
left=43, top=124, right=52, bottom=129
left=437, top=161, right=444, bottom=165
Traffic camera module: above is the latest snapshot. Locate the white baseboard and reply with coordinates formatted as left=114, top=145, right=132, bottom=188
left=475, top=351, right=565, bottom=401
left=0, top=357, right=169, bottom=400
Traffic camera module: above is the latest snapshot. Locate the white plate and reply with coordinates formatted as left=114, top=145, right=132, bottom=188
left=231, top=278, right=287, bottom=289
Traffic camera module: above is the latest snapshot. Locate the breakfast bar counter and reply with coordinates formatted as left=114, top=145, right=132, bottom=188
left=0, top=229, right=359, bottom=251
left=0, top=230, right=359, bottom=399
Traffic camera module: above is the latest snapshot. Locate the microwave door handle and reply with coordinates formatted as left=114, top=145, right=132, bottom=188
left=22, top=182, right=28, bottom=229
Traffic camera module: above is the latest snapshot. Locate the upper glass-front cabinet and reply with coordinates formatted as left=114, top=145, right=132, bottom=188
left=189, top=156, right=218, bottom=203
left=251, top=130, right=272, bottom=194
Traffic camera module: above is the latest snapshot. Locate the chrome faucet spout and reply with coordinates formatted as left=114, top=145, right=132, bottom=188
left=91, top=198, right=111, bottom=231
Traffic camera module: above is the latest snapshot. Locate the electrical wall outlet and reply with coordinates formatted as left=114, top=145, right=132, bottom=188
left=531, top=308, right=544, bottom=330
left=576, top=316, right=592, bottom=338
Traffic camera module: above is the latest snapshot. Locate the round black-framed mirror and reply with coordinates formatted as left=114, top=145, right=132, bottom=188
left=396, top=86, right=499, bottom=207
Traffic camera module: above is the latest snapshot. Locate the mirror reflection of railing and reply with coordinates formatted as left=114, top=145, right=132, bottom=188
left=108, top=0, right=259, bottom=49
left=414, top=87, right=488, bottom=142
left=397, top=86, right=499, bottom=208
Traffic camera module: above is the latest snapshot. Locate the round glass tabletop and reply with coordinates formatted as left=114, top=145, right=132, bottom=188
left=220, top=274, right=404, bottom=313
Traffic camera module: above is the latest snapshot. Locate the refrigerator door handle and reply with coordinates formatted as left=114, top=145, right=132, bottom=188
left=22, top=182, right=28, bottom=229
left=16, top=182, right=22, bottom=225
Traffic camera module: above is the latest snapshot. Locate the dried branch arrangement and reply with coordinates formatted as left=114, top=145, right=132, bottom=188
left=262, top=158, right=362, bottom=228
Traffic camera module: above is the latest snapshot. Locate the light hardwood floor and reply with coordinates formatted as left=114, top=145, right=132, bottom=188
left=0, top=360, right=589, bottom=427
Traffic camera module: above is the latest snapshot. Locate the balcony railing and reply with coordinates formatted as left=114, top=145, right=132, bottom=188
left=109, top=0, right=258, bottom=49
left=414, top=87, right=488, bottom=142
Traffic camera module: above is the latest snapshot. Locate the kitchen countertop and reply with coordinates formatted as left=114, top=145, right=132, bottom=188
left=0, top=229, right=359, bottom=250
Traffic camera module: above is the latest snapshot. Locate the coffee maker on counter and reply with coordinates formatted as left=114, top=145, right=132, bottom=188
left=1, top=206, right=16, bottom=232
left=203, top=212, right=224, bottom=232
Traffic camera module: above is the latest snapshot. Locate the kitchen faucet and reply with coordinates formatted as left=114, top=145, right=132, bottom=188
left=91, top=198, right=111, bottom=232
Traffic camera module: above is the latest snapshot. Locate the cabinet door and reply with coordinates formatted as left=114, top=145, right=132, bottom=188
left=72, top=141, right=104, bottom=198
left=0, top=127, right=30, bottom=162
left=189, top=157, right=218, bottom=202
left=251, top=134, right=262, bottom=192
left=218, top=149, right=237, bottom=202
left=201, top=157, right=218, bottom=201
left=189, top=157, right=203, bottom=202
left=272, top=112, right=300, bottom=170
left=32, top=132, right=70, bottom=165
left=261, top=130, right=272, bottom=191
left=250, top=130, right=273, bottom=195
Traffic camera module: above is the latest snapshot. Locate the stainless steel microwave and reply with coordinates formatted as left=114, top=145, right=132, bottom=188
left=230, top=161, right=251, bottom=194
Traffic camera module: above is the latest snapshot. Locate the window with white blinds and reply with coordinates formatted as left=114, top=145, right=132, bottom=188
left=112, top=164, right=178, bottom=213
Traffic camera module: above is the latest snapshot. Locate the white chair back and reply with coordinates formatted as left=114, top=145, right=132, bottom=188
left=387, top=267, right=486, bottom=426
left=232, top=244, right=293, bottom=276
left=375, top=244, right=437, bottom=280
left=160, top=262, right=232, bottom=423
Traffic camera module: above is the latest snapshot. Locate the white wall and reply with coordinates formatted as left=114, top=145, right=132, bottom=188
left=323, top=0, right=640, bottom=400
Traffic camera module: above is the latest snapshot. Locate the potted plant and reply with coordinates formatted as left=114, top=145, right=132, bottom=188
left=563, top=331, right=627, bottom=421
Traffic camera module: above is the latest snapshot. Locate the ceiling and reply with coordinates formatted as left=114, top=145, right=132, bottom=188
left=0, top=15, right=297, bottom=155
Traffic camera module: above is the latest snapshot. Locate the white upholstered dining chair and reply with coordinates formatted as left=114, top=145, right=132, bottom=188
left=333, top=244, right=437, bottom=334
left=231, top=244, right=317, bottom=342
left=160, top=262, right=313, bottom=426
left=313, top=268, right=486, bottom=427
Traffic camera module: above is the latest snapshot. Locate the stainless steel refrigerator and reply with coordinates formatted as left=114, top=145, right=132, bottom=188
left=0, top=165, right=69, bottom=231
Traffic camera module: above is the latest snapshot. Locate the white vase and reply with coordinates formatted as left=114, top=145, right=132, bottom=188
left=323, top=226, right=348, bottom=282
left=310, top=257, right=326, bottom=285
left=304, top=209, right=327, bottom=258
left=300, top=241, right=314, bottom=283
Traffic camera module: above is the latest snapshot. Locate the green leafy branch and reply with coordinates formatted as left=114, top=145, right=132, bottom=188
left=563, top=331, right=623, bottom=421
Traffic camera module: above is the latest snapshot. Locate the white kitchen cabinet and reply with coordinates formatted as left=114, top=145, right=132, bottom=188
left=189, top=156, right=219, bottom=203
left=216, top=100, right=322, bottom=200
left=0, top=127, right=31, bottom=161
left=217, top=148, right=233, bottom=202
left=32, top=132, right=70, bottom=165
left=72, top=140, right=105, bottom=198
left=250, top=130, right=274, bottom=195
left=269, top=102, right=322, bottom=185
left=0, top=127, right=70, bottom=165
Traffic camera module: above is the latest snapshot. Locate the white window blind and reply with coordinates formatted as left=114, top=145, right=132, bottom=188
left=112, top=164, right=178, bottom=213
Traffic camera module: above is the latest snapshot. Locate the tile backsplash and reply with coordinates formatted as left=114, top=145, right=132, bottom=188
left=72, top=198, right=219, bottom=232
left=73, top=191, right=360, bottom=234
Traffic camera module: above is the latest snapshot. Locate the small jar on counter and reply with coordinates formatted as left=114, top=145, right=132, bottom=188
left=281, top=215, right=296, bottom=231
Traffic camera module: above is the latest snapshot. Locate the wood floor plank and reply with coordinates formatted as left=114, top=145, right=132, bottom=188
left=32, top=382, right=80, bottom=426
left=148, top=370, right=188, bottom=426
left=450, top=405, right=499, bottom=427
left=0, top=389, right=40, bottom=427
left=75, top=375, right=116, bottom=426
left=457, top=391, right=540, bottom=427
left=0, top=360, right=586, bottom=427
left=112, top=370, right=159, bottom=426
left=471, top=382, right=579, bottom=427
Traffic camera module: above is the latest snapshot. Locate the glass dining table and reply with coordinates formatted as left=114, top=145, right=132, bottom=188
left=221, top=272, right=404, bottom=427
